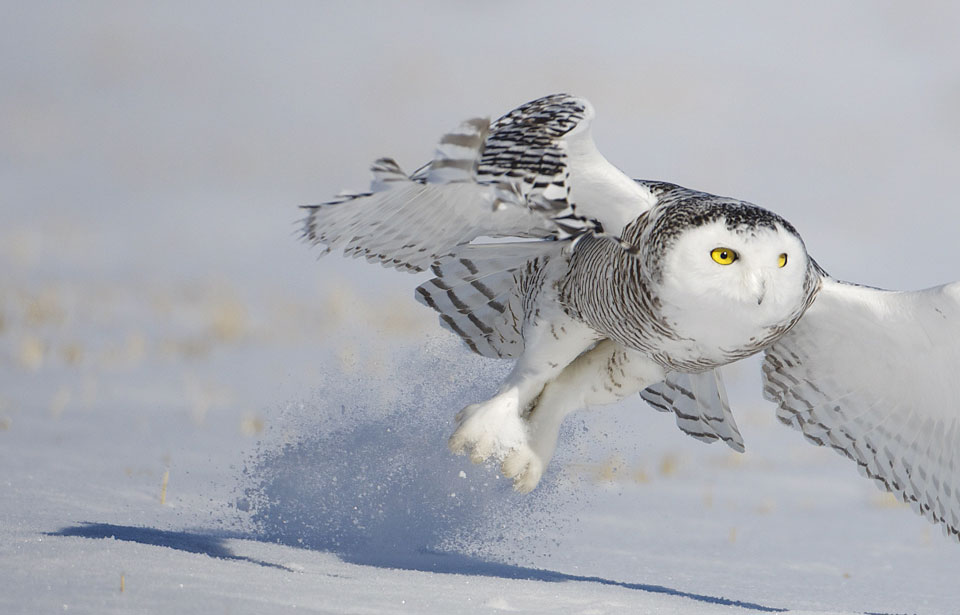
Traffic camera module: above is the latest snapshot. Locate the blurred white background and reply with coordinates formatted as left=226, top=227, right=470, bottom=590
left=4, top=1, right=960, bottom=286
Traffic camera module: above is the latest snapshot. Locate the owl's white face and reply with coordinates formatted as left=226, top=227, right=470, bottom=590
left=653, top=220, right=810, bottom=357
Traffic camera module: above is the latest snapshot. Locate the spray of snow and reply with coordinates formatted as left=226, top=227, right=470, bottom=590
left=239, top=335, right=582, bottom=568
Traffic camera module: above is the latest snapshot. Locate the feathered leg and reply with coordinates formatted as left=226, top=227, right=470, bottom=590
left=501, top=339, right=666, bottom=492
left=448, top=312, right=601, bottom=464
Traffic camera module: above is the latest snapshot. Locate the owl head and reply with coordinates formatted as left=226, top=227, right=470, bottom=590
left=640, top=198, right=815, bottom=355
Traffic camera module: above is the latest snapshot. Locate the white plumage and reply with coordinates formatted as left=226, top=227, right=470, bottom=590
left=764, top=279, right=960, bottom=536
left=302, top=94, right=960, bottom=540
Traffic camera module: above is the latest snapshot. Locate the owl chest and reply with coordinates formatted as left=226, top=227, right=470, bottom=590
left=651, top=296, right=788, bottom=369
left=607, top=309, right=740, bottom=370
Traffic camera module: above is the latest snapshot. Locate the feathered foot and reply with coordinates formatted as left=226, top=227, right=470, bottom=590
left=448, top=391, right=527, bottom=464
left=500, top=444, right=546, bottom=493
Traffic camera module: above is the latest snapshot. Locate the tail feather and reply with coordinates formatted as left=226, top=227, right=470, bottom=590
left=640, top=370, right=745, bottom=452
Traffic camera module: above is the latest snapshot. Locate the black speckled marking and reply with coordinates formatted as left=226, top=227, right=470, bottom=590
left=636, top=183, right=802, bottom=259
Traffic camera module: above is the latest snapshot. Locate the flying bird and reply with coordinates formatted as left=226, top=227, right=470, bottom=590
left=302, top=94, right=960, bottom=540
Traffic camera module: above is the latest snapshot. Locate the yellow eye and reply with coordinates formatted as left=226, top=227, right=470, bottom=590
left=778, top=253, right=788, bottom=268
left=710, top=248, right=738, bottom=265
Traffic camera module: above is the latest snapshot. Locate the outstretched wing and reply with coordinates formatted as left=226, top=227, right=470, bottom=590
left=641, top=370, right=745, bottom=452
left=762, top=277, right=960, bottom=539
left=302, top=94, right=656, bottom=272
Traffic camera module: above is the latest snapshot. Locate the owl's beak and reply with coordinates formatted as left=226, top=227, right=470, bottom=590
left=746, top=273, right=767, bottom=305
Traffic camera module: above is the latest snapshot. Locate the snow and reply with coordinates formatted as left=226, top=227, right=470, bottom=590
left=4, top=3, right=960, bottom=614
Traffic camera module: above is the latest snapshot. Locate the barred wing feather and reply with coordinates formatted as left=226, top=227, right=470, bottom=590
left=302, top=132, right=548, bottom=273
left=763, top=277, right=960, bottom=539
left=472, top=94, right=656, bottom=235
left=415, top=241, right=560, bottom=359
left=302, top=94, right=655, bottom=273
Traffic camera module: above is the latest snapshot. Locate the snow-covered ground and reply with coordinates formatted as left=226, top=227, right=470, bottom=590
left=3, top=3, right=960, bottom=613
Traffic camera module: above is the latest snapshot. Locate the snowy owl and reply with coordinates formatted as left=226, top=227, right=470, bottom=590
left=302, top=94, right=960, bottom=540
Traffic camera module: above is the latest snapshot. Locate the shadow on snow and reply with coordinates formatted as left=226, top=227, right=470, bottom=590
left=50, top=522, right=788, bottom=613
left=48, top=522, right=292, bottom=572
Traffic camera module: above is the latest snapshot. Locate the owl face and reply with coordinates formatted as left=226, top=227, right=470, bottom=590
left=648, top=209, right=811, bottom=358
